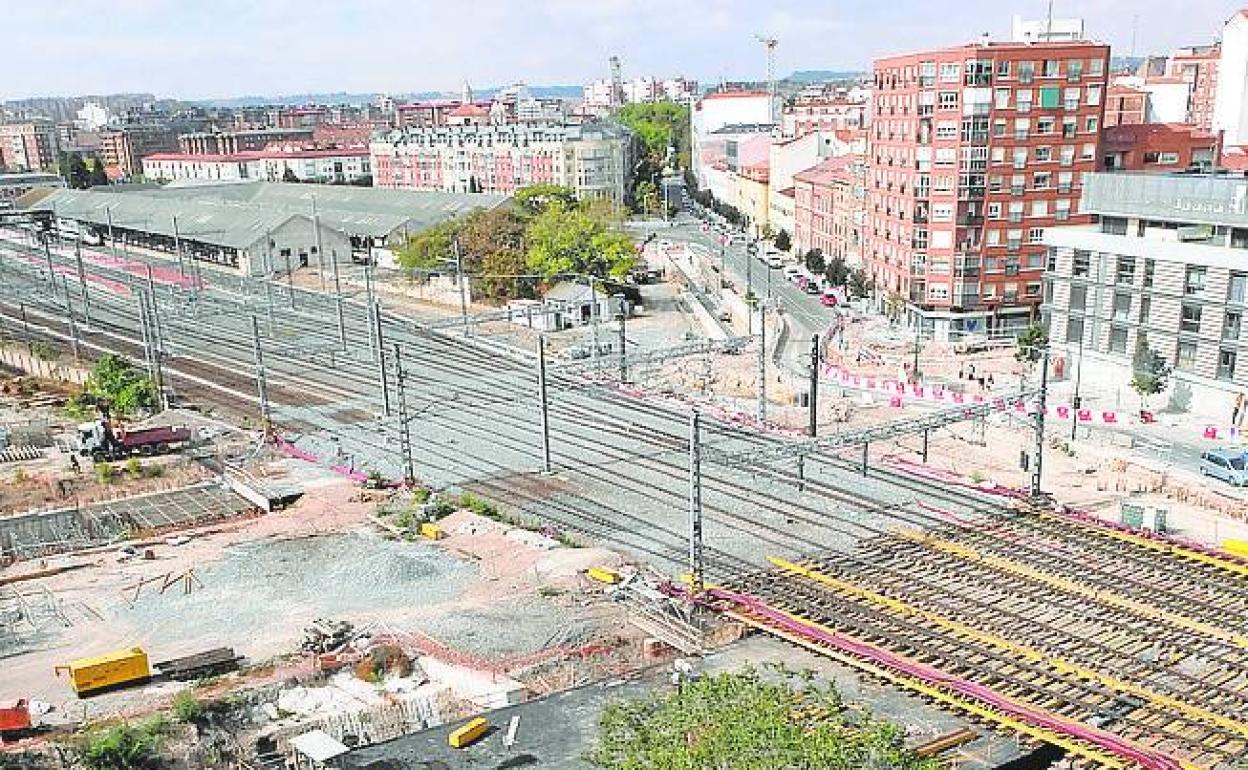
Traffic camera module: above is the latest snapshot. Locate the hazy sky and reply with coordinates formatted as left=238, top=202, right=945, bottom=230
left=3, top=0, right=1244, bottom=100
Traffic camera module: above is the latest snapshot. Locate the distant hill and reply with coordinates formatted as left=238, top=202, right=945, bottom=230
left=786, top=70, right=868, bottom=84
left=193, top=84, right=585, bottom=108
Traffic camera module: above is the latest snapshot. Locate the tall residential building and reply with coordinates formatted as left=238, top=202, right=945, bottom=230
left=0, top=121, right=60, bottom=172
left=97, top=124, right=178, bottom=178
left=793, top=155, right=866, bottom=264
left=865, top=40, right=1110, bottom=339
left=370, top=123, right=629, bottom=203
left=782, top=92, right=870, bottom=137
left=1042, top=172, right=1248, bottom=417
left=1216, top=10, right=1248, bottom=147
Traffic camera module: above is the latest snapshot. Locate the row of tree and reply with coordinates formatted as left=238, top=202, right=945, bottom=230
left=615, top=102, right=690, bottom=215
left=801, top=248, right=874, bottom=299
left=394, top=184, right=637, bottom=301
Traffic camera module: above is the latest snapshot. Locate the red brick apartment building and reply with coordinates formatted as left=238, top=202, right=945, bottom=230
left=865, top=40, right=1109, bottom=339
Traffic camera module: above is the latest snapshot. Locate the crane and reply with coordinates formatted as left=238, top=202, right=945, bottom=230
left=755, top=35, right=778, bottom=125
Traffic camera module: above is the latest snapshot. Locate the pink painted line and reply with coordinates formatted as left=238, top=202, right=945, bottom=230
left=706, top=586, right=1184, bottom=770
left=274, top=435, right=401, bottom=488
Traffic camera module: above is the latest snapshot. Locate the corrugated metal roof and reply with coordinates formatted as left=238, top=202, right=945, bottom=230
left=106, top=181, right=509, bottom=239
left=20, top=188, right=311, bottom=250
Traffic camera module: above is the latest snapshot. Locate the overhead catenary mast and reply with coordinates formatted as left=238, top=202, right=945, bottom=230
left=756, top=35, right=779, bottom=124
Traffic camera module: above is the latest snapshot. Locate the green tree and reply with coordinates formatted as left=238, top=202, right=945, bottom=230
left=1015, top=322, right=1048, bottom=365
left=457, top=206, right=533, bottom=299
left=513, top=184, right=578, bottom=215
left=79, top=717, right=168, bottom=770
left=395, top=219, right=459, bottom=272
left=1130, top=331, right=1171, bottom=405
left=847, top=267, right=873, bottom=300
left=525, top=202, right=636, bottom=279
left=825, top=254, right=849, bottom=287
left=774, top=228, right=791, bottom=253
left=89, top=159, right=110, bottom=187
left=85, top=354, right=156, bottom=416
left=585, top=667, right=937, bottom=770
left=633, top=179, right=658, bottom=215
left=804, top=248, right=826, bottom=275
left=282, top=167, right=299, bottom=183
left=66, top=152, right=91, bottom=189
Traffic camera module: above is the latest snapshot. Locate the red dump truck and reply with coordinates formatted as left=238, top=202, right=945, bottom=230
left=0, top=700, right=32, bottom=740
left=75, top=419, right=192, bottom=461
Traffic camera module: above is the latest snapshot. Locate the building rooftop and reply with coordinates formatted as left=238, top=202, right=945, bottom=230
left=143, top=146, right=369, bottom=163
left=17, top=187, right=313, bottom=250
left=1080, top=171, right=1248, bottom=226
left=794, top=156, right=854, bottom=186
left=1102, top=122, right=1217, bottom=151
left=105, top=180, right=509, bottom=239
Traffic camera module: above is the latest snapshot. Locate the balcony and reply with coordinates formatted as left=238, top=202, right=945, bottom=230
left=958, top=213, right=984, bottom=225
left=912, top=212, right=929, bottom=224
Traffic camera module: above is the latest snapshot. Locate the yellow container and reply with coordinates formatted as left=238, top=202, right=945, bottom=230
left=587, top=567, right=621, bottom=585
left=55, top=647, right=150, bottom=696
left=448, top=716, right=488, bottom=748
left=1224, top=539, right=1248, bottom=559
left=420, top=523, right=445, bottom=540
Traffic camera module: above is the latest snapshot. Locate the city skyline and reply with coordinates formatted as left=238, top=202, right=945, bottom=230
left=3, top=0, right=1244, bottom=101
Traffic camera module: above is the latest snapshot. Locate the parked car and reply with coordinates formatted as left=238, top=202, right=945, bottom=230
left=1199, top=449, right=1248, bottom=486
left=765, top=254, right=784, bottom=269
left=820, top=293, right=839, bottom=307
left=782, top=265, right=803, bottom=281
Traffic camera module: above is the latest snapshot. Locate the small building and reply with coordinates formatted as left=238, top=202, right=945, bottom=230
left=1101, top=123, right=1217, bottom=172
left=0, top=172, right=63, bottom=209
left=509, top=282, right=625, bottom=332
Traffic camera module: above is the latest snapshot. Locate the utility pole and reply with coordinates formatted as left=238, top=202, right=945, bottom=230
left=392, top=343, right=416, bottom=486
left=311, top=197, right=326, bottom=292
left=19, top=304, right=32, bottom=356
left=62, top=276, right=80, bottom=362
left=364, top=265, right=379, bottom=363
left=250, top=315, right=271, bottom=437
left=615, top=294, right=628, bottom=383
left=757, top=301, right=767, bottom=423
left=172, top=215, right=185, bottom=279
left=1071, top=331, right=1085, bottom=441
left=1030, top=347, right=1050, bottom=499
left=331, top=249, right=347, bottom=351
left=285, top=253, right=296, bottom=308
left=373, top=300, right=391, bottom=417
left=587, top=275, right=601, bottom=370
left=537, top=335, right=552, bottom=473
left=455, top=238, right=468, bottom=336
left=106, top=206, right=116, bottom=259
left=43, top=234, right=56, bottom=298
left=746, top=242, right=755, bottom=334
left=688, top=410, right=705, bottom=596
left=136, top=292, right=157, bottom=388
left=808, top=333, right=820, bottom=437
left=74, top=233, right=90, bottom=328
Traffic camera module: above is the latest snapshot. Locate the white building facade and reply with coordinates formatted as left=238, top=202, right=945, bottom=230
left=1216, top=10, right=1248, bottom=147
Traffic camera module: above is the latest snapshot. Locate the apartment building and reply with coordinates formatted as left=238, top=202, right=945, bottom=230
left=97, top=124, right=178, bottom=178
left=793, top=155, right=865, bottom=263
left=178, top=128, right=314, bottom=155
left=0, top=121, right=59, bottom=171
left=782, top=94, right=869, bottom=138
left=1167, top=45, right=1219, bottom=131
left=370, top=123, right=629, bottom=203
left=142, top=146, right=371, bottom=184
left=865, top=40, right=1110, bottom=340
left=1101, top=123, right=1217, bottom=172
left=1042, top=172, right=1248, bottom=416
left=1103, top=82, right=1149, bottom=127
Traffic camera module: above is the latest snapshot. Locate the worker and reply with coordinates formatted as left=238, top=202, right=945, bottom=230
left=69, top=454, right=80, bottom=474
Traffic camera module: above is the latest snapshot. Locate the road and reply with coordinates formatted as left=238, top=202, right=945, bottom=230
left=0, top=228, right=1009, bottom=578
left=627, top=214, right=836, bottom=370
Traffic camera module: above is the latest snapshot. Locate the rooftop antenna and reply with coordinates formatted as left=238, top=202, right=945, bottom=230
left=755, top=35, right=779, bottom=124
left=1045, top=0, right=1054, bottom=41
left=1129, top=14, right=1139, bottom=59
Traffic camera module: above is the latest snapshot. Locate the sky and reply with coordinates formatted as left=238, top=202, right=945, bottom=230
left=2, top=0, right=1245, bottom=100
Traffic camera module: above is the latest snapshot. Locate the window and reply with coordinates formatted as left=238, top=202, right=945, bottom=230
left=996, top=60, right=1010, bottom=77
left=938, top=91, right=958, bottom=110
left=1219, top=349, right=1238, bottom=381
left=1066, top=316, right=1084, bottom=343
left=1039, top=86, right=1060, bottom=108
left=1028, top=227, right=1045, bottom=242
left=994, top=88, right=1011, bottom=109
left=935, top=121, right=958, bottom=138
left=1181, top=303, right=1203, bottom=333
left=1012, top=148, right=1028, bottom=169
left=1030, top=200, right=1048, bottom=217
left=1034, top=171, right=1051, bottom=190
left=986, top=228, right=1002, bottom=246
left=932, top=204, right=953, bottom=222
left=1016, top=89, right=1033, bottom=112
left=1013, top=117, right=1030, bottom=139
left=1081, top=143, right=1096, bottom=161
left=1067, top=60, right=1083, bottom=80
left=992, top=119, right=1007, bottom=136
left=1224, top=311, right=1242, bottom=341
left=991, top=146, right=1005, bottom=164
left=1043, top=59, right=1060, bottom=77
left=1008, top=202, right=1025, bottom=222
left=987, top=202, right=1001, bottom=219
left=1113, top=291, right=1132, bottom=321
left=1063, top=87, right=1081, bottom=110
left=1037, top=117, right=1055, bottom=134
left=1115, top=257, right=1135, bottom=285
left=1139, top=295, right=1151, bottom=323
left=1059, top=146, right=1076, bottom=166
left=1143, top=258, right=1155, bottom=287
left=1087, top=85, right=1103, bottom=106
left=1109, top=326, right=1128, bottom=354
left=1085, top=116, right=1098, bottom=133
left=1018, top=61, right=1035, bottom=83
left=1229, top=272, right=1248, bottom=304
left=1089, top=58, right=1104, bottom=76
left=1034, top=146, right=1051, bottom=162
left=1055, top=199, right=1072, bottom=220
left=1073, top=250, right=1090, bottom=277
left=939, top=62, right=960, bottom=82
left=1159, top=152, right=1179, bottom=164
left=919, top=61, right=937, bottom=86
left=1011, top=174, right=1025, bottom=195
left=1176, top=340, right=1198, bottom=371
left=1058, top=172, right=1074, bottom=193
left=988, top=174, right=1003, bottom=192
left=1185, top=266, right=1207, bottom=295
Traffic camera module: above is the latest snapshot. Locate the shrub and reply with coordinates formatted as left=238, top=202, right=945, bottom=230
left=968, top=470, right=986, bottom=484
left=95, top=462, right=116, bottom=484
left=79, top=717, right=169, bottom=770
left=12, top=468, right=28, bottom=485
left=125, top=458, right=142, bottom=478
left=171, top=691, right=204, bottom=723
left=393, top=510, right=415, bottom=530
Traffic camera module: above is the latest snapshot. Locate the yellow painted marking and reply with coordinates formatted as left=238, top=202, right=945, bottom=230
left=769, top=556, right=1248, bottom=741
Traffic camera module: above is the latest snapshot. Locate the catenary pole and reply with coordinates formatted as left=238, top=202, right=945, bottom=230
left=537, top=335, right=552, bottom=473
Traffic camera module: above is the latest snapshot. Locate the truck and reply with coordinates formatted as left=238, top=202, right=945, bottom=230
left=0, top=700, right=32, bottom=740
left=76, top=419, right=192, bottom=461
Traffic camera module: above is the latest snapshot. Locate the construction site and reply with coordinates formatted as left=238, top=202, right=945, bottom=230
left=0, top=199, right=1246, bottom=770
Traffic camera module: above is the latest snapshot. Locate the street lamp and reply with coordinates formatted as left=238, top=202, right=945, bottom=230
left=1071, top=322, right=1085, bottom=441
